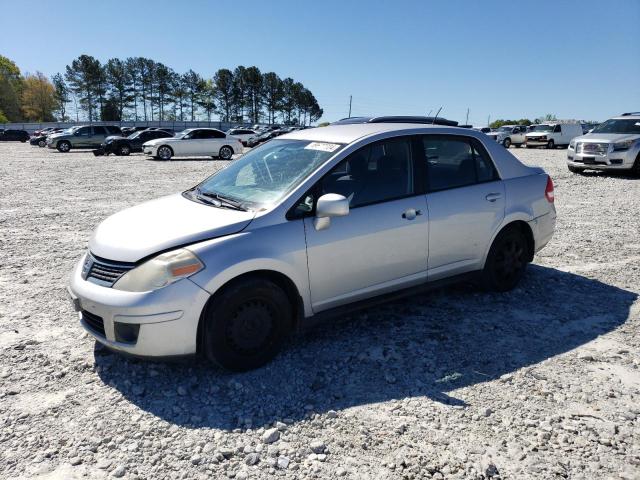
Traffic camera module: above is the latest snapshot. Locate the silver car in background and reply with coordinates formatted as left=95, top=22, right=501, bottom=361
left=567, top=113, right=640, bottom=174
left=68, top=117, right=556, bottom=371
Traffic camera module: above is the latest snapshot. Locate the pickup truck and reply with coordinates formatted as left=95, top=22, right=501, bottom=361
left=486, top=125, right=527, bottom=148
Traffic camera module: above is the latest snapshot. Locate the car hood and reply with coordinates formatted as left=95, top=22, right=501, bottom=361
left=89, top=193, right=255, bottom=262
left=143, top=137, right=178, bottom=147
left=574, top=133, right=640, bottom=143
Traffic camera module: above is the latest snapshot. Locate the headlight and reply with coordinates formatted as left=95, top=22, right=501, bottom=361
left=613, top=139, right=635, bottom=151
left=569, top=140, right=576, bottom=149
left=113, top=249, right=204, bottom=292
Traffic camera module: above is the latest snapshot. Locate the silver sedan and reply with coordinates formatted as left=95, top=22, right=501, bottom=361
left=69, top=118, right=556, bottom=371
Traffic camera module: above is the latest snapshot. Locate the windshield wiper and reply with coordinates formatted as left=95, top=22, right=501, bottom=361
left=196, top=188, right=248, bottom=211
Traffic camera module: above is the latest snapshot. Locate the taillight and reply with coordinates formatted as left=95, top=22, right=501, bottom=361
left=545, top=175, right=554, bottom=203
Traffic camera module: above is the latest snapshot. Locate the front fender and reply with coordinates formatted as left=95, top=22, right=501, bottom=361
left=186, top=222, right=312, bottom=317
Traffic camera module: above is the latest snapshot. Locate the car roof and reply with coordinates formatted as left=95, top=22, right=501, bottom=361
left=280, top=123, right=477, bottom=144
left=613, top=115, right=640, bottom=120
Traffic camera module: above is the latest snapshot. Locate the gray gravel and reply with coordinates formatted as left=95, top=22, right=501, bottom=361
left=1, top=143, right=639, bottom=479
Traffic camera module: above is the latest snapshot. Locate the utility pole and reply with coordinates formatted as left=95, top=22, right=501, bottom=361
left=348, top=95, right=352, bottom=118
left=465, top=108, right=469, bottom=125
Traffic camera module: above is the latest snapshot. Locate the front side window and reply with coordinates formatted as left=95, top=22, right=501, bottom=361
left=193, top=139, right=343, bottom=207
left=423, top=136, right=498, bottom=191
left=320, top=137, right=413, bottom=208
left=76, top=127, right=90, bottom=136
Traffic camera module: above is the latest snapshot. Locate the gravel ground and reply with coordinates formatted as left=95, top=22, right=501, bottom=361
left=0, top=142, right=639, bottom=480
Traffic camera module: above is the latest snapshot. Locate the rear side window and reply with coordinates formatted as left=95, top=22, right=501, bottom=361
left=93, top=126, right=107, bottom=135
left=422, top=136, right=498, bottom=192
left=106, top=126, right=121, bottom=134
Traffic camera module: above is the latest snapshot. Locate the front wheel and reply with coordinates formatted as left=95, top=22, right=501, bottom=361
left=502, top=138, right=511, bottom=148
left=57, top=141, right=71, bottom=153
left=547, top=139, right=555, bottom=149
left=482, top=227, right=529, bottom=292
left=157, top=146, right=173, bottom=161
left=202, top=278, right=292, bottom=372
left=219, top=145, right=234, bottom=160
left=38, top=140, right=46, bottom=148
left=118, top=144, right=131, bottom=156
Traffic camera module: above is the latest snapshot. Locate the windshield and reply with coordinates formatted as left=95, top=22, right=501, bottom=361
left=533, top=124, right=553, bottom=132
left=498, top=126, right=514, bottom=132
left=174, top=129, right=191, bottom=139
left=592, top=119, right=640, bottom=135
left=193, top=139, right=344, bottom=206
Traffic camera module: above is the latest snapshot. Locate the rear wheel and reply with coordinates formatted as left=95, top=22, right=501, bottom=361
left=202, top=278, right=292, bottom=372
left=482, top=227, right=529, bottom=292
left=547, top=139, right=555, bottom=149
left=57, top=140, right=71, bottom=153
left=38, top=139, right=46, bottom=148
left=502, top=138, right=511, bottom=148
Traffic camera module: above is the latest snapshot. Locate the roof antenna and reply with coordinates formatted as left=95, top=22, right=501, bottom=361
left=426, top=109, right=433, bottom=117
left=432, top=106, right=443, bottom=124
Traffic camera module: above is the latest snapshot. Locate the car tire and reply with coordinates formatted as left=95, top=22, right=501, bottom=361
left=631, top=154, right=640, bottom=177
left=118, top=144, right=131, bottom=156
left=57, top=141, right=71, bottom=153
left=482, top=227, right=529, bottom=292
left=202, top=277, right=292, bottom=372
left=38, top=140, right=46, bottom=148
left=502, top=138, right=511, bottom=148
left=547, top=139, right=555, bottom=149
left=219, top=145, right=234, bottom=160
left=157, top=146, right=173, bottom=161
left=568, top=165, right=585, bottom=174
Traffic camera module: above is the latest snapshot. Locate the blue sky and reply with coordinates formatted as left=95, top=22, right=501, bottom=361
left=3, top=0, right=639, bottom=125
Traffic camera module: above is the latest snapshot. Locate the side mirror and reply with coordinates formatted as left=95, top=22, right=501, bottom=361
left=314, top=193, right=349, bottom=231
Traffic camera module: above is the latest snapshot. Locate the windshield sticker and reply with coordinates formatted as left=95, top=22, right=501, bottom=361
left=304, top=142, right=341, bottom=152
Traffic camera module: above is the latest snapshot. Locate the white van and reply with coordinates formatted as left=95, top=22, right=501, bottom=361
left=525, top=123, right=584, bottom=149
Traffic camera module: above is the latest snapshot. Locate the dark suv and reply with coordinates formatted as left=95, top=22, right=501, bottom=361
left=0, top=129, right=30, bottom=142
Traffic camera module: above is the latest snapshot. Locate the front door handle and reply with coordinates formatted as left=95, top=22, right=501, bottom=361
left=485, top=193, right=502, bottom=202
left=402, top=209, right=422, bottom=220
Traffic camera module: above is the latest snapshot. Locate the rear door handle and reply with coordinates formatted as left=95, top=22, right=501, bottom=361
left=402, top=208, right=422, bottom=220
left=485, top=193, right=502, bottom=202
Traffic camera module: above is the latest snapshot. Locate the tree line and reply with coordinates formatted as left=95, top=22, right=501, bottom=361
left=0, top=54, right=323, bottom=125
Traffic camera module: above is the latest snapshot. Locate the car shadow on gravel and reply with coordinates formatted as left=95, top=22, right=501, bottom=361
left=94, top=264, right=636, bottom=430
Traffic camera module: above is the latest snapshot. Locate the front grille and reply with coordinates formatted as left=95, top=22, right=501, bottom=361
left=84, top=254, right=135, bottom=287
left=577, top=142, right=609, bottom=155
left=81, top=310, right=105, bottom=337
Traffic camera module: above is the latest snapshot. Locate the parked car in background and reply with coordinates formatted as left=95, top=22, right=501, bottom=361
left=486, top=125, right=527, bottom=148
left=142, top=128, right=243, bottom=160
left=30, top=128, right=64, bottom=147
left=0, top=129, right=30, bottom=142
left=121, top=126, right=149, bottom=137
left=68, top=116, right=556, bottom=371
left=525, top=123, right=583, bottom=149
left=567, top=113, right=640, bottom=174
left=47, top=125, right=122, bottom=152
left=99, top=129, right=174, bottom=156
left=226, top=128, right=257, bottom=145
left=246, top=130, right=278, bottom=147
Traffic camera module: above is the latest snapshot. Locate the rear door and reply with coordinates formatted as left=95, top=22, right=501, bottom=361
left=91, top=126, right=108, bottom=146
left=420, top=134, right=505, bottom=280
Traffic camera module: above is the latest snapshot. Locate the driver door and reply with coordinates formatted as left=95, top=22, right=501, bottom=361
left=74, top=126, right=91, bottom=147
left=302, top=137, right=429, bottom=312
